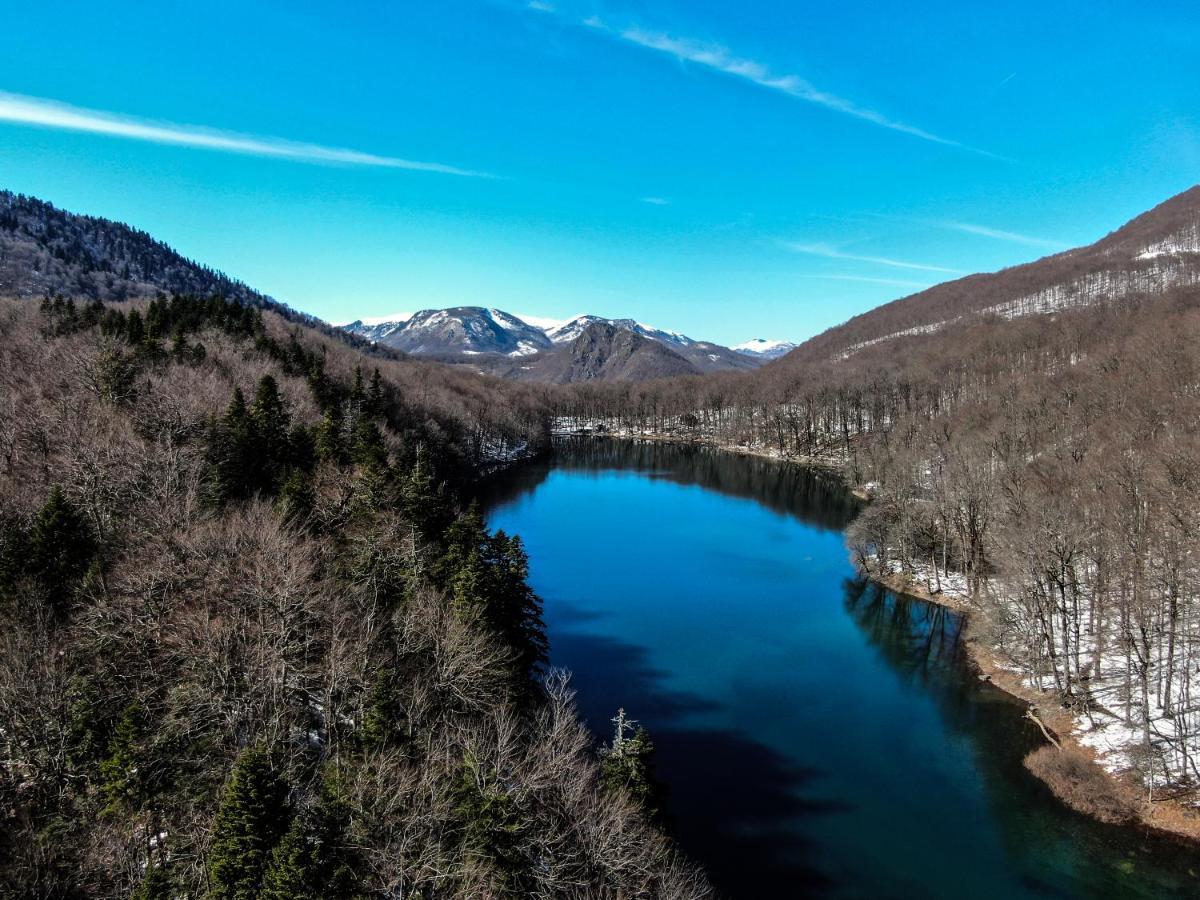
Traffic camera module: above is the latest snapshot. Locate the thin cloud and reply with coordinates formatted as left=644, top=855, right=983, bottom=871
left=815, top=274, right=935, bottom=288
left=527, top=0, right=555, bottom=11
left=783, top=241, right=962, bottom=274
left=0, top=90, right=493, bottom=178
left=538, top=8, right=992, bottom=156
left=640, top=196, right=670, bottom=205
left=942, top=220, right=1066, bottom=250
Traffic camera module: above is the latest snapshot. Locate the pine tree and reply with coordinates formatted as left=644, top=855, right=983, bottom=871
left=277, top=470, right=315, bottom=528
left=361, top=670, right=408, bottom=751
left=130, top=862, right=174, bottom=900
left=400, top=446, right=449, bottom=539
left=250, top=375, right=291, bottom=478
left=99, top=701, right=145, bottom=815
left=27, top=485, right=97, bottom=616
left=207, top=747, right=290, bottom=900
left=366, top=368, right=385, bottom=417
left=261, top=771, right=362, bottom=900
left=600, top=711, right=664, bottom=818
left=125, top=308, right=145, bottom=345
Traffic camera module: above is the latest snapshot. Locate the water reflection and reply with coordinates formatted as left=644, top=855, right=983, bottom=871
left=478, top=436, right=859, bottom=532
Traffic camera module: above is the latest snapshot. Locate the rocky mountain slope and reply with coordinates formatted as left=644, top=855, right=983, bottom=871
left=499, top=321, right=701, bottom=383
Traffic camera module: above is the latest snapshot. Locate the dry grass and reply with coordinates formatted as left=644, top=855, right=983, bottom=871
left=1024, top=745, right=1139, bottom=824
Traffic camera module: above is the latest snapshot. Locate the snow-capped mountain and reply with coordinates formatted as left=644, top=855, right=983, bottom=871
left=544, top=315, right=693, bottom=348
left=342, top=307, right=553, bottom=357
left=340, top=307, right=764, bottom=374
left=733, top=338, right=798, bottom=361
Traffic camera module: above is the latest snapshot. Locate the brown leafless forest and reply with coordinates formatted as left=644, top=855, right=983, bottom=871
left=0, top=296, right=709, bottom=898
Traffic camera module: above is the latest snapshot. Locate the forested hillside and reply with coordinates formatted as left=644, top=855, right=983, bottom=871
left=555, top=186, right=1200, bottom=813
left=0, top=294, right=708, bottom=897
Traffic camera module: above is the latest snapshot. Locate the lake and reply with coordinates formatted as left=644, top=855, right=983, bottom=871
left=480, top=438, right=1198, bottom=899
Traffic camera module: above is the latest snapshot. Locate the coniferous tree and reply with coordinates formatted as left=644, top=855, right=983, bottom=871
left=400, top=446, right=450, bottom=540
left=130, top=862, right=174, bottom=900
left=600, top=710, right=664, bottom=818
left=27, top=485, right=97, bottom=616
left=99, top=701, right=146, bottom=816
left=125, top=308, right=145, bottom=345
left=261, top=771, right=362, bottom=900
left=207, top=747, right=290, bottom=900
left=361, top=669, right=408, bottom=751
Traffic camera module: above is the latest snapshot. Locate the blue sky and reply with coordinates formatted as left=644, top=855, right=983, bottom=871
left=1, top=0, right=1197, bottom=345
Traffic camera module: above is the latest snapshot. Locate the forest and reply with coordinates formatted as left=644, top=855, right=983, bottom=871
left=0, top=294, right=708, bottom=898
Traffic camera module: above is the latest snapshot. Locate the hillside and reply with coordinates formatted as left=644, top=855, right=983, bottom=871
left=775, top=185, right=1200, bottom=367
left=0, top=205, right=710, bottom=897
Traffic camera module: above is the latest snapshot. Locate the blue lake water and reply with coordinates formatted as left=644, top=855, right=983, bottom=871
left=481, top=438, right=1198, bottom=899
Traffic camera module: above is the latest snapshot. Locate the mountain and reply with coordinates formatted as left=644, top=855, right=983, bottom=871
left=778, top=185, right=1200, bottom=367
left=344, top=308, right=762, bottom=377
left=733, top=338, right=798, bottom=360
left=502, top=321, right=701, bottom=383
left=0, top=191, right=273, bottom=307
left=344, top=306, right=552, bottom=356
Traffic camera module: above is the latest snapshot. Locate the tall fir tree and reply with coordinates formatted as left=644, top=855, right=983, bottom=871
left=27, top=485, right=97, bottom=616
left=207, top=747, right=290, bottom=900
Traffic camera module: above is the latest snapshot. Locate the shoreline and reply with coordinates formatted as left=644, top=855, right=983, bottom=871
left=878, top=569, right=1200, bottom=848
left=558, top=429, right=1200, bottom=849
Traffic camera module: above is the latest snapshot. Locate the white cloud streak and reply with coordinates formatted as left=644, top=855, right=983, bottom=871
left=0, top=91, right=493, bottom=178
left=815, top=274, right=935, bottom=288
left=640, top=196, right=670, bottom=205
left=544, top=10, right=991, bottom=155
left=942, top=220, right=1066, bottom=250
left=782, top=241, right=962, bottom=274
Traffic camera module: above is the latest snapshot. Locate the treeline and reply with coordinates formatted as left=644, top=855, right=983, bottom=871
left=555, top=286, right=1200, bottom=794
left=0, top=295, right=707, bottom=898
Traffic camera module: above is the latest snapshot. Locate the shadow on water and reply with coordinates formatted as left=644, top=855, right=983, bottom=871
left=551, top=600, right=842, bottom=896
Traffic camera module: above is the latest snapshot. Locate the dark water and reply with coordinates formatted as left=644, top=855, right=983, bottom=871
left=480, top=438, right=1199, bottom=899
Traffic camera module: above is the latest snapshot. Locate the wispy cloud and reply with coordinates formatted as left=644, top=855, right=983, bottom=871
left=527, top=0, right=555, bottom=11
left=0, top=90, right=493, bottom=177
left=640, top=196, right=670, bottom=205
left=815, top=274, right=935, bottom=288
left=782, top=241, right=962, bottom=274
left=941, top=220, right=1066, bottom=250
left=534, top=7, right=991, bottom=155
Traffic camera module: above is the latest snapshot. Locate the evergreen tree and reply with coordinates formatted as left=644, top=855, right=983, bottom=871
left=366, top=368, right=385, bottom=417
left=99, top=701, right=146, bottom=815
left=27, top=485, right=97, bottom=616
left=361, top=669, right=408, bottom=751
left=130, top=862, right=174, bottom=900
left=600, top=710, right=664, bottom=818
left=125, top=308, right=145, bottom=345
left=208, top=388, right=254, bottom=502
left=250, top=375, right=291, bottom=477
left=207, top=747, right=290, bottom=900
left=440, top=504, right=547, bottom=686
left=261, top=771, right=362, bottom=900
left=400, top=446, right=450, bottom=540
left=314, top=410, right=347, bottom=465
left=277, top=470, right=315, bottom=528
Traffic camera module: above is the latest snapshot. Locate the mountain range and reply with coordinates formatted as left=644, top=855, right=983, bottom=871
left=340, top=307, right=779, bottom=382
